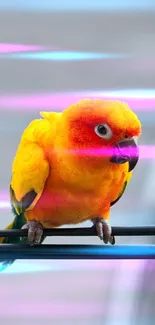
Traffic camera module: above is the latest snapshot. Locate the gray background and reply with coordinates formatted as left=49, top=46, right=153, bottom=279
left=0, top=1, right=155, bottom=324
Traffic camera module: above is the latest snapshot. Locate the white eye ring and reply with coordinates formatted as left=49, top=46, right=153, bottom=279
left=94, top=124, right=112, bottom=139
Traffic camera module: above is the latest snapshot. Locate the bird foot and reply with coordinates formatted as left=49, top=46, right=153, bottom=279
left=21, top=220, right=43, bottom=245
left=92, top=218, right=115, bottom=245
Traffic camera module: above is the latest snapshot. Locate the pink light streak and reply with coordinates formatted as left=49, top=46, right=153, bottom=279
left=0, top=92, right=155, bottom=111
left=0, top=298, right=154, bottom=318
left=67, top=145, right=155, bottom=159
left=0, top=301, right=123, bottom=318
left=0, top=145, right=154, bottom=208
left=0, top=145, right=154, bottom=160
left=0, top=43, right=51, bottom=54
left=49, top=146, right=139, bottom=158
left=0, top=301, right=104, bottom=318
left=0, top=145, right=154, bottom=209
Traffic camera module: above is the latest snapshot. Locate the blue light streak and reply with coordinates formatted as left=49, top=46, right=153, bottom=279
left=0, top=51, right=125, bottom=61
left=0, top=0, right=155, bottom=12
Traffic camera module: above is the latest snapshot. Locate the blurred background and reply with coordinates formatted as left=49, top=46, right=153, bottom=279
left=0, top=0, right=155, bottom=324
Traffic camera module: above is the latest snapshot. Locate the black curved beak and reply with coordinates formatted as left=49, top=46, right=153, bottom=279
left=110, top=138, right=139, bottom=172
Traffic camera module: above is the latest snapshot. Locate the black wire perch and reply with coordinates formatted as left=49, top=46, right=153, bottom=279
left=0, top=226, right=155, bottom=260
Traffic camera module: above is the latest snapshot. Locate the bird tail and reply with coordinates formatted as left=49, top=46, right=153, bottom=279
left=0, top=206, right=27, bottom=271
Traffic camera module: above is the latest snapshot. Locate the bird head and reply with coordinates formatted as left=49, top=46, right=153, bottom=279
left=62, top=99, right=141, bottom=171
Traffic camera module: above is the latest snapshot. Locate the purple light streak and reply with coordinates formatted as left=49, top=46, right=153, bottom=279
left=0, top=92, right=155, bottom=111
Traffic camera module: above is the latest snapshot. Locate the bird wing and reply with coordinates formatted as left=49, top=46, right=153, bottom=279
left=110, top=170, right=132, bottom=207
left=10, top=141, right=49, bottom=215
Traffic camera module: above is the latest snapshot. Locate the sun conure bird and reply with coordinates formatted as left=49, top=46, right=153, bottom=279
left=0, top=99, right=141, bottom=269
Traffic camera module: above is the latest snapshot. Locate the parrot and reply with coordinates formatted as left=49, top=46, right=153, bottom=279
left=0, top=98, right=141, bottom=270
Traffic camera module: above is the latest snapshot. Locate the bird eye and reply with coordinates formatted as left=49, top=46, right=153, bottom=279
left=94, top=124, right=112, bottom=139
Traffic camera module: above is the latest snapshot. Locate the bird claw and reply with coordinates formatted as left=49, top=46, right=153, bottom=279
left=21, top=220, right=43, bottom=245
left=92, top=218, right=115, bottom=245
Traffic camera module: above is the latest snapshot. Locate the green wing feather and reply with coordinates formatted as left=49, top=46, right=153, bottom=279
left=110, top=181, right=127, bottom=207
